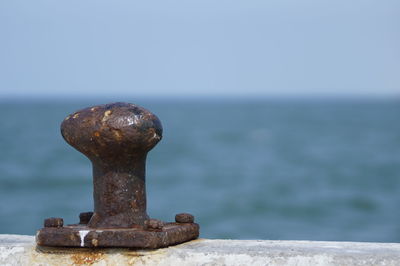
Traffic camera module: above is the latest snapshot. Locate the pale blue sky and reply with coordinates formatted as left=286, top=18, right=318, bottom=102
left=0, top=0, right=399, bottom=98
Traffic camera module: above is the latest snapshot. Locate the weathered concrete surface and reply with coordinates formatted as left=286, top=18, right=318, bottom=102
left=1, top=234, right=400, bottom=265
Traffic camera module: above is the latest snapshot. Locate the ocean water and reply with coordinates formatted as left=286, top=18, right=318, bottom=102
left=0, top=98, right=399, bottom=242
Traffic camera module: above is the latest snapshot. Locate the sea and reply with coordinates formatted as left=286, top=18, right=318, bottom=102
left=0, top=97, right=399, bottom=242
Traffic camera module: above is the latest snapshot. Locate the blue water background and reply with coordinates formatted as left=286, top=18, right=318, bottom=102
left=0, top=98, right=399, bottom=242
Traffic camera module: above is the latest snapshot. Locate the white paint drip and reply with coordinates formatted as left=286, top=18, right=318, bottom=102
left=79, top=230, right=90, bottom=247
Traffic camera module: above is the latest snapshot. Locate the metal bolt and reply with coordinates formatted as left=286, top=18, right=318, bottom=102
left=61, top=102, right=162, bottom=228
left=44, top=217, right=64, bottom=228
left=79, top=212, right=94, bottom=224
left=145, top=219, right=164, bottom=230
left=175, top=213, right=195, bottom=223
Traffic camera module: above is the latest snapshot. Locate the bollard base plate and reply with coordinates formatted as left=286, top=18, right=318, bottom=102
left=36, top=222, right=199, bottom=249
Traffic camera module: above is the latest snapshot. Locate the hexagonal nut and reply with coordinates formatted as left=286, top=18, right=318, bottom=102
left=145, top=219, right=164, bottom=230
left=175, top=213, right=194, bottom=223
left=79, top=212, right=94, bottom=224
left=44, top=217, right=64, bottom=228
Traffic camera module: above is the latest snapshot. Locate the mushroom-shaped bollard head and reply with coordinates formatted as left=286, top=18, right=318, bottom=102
left=61, top=102, right=162, bottom=163
left=60, top=102, right=163, bottom=228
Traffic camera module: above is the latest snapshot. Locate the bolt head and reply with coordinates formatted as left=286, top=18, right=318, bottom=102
left=44, top=217, right=64, bottom=228
left=145, top=219, right=164, bottom=230
left=79, top=212, right=94, bottom=224
left=175, top=213, right=194, bottom=223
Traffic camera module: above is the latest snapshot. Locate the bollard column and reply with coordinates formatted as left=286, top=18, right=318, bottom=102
left=60, top=102, right=161, bottom=228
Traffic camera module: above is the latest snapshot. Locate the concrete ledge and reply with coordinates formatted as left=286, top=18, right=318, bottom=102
left=1, top=234, right=400, bottom=265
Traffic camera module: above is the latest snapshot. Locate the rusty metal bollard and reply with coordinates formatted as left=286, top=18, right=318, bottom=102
left=36, top=102, right=199, bottom=248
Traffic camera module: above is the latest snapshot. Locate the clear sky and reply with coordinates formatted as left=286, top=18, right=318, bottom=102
left=0, top=0, right=399, bottom=98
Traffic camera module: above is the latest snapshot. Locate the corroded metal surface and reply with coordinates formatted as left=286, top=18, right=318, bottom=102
left=61, top=102, right=162, bottom=228
left=37, top=223, right=199, bottom=249
left=175, top=213, right=195, bottom=223
left=36, top=102, right=199, bottom=248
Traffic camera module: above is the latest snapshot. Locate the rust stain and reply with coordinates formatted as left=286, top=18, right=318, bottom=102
left=71, top=251, right=104, bottom=265
left=70, top=234, right=77, bottom=242
left=91, top=238, right=98, bottom=247
left=113, top=129, right=123, bottom=141
left=130, top=200, right=138, bottom=209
